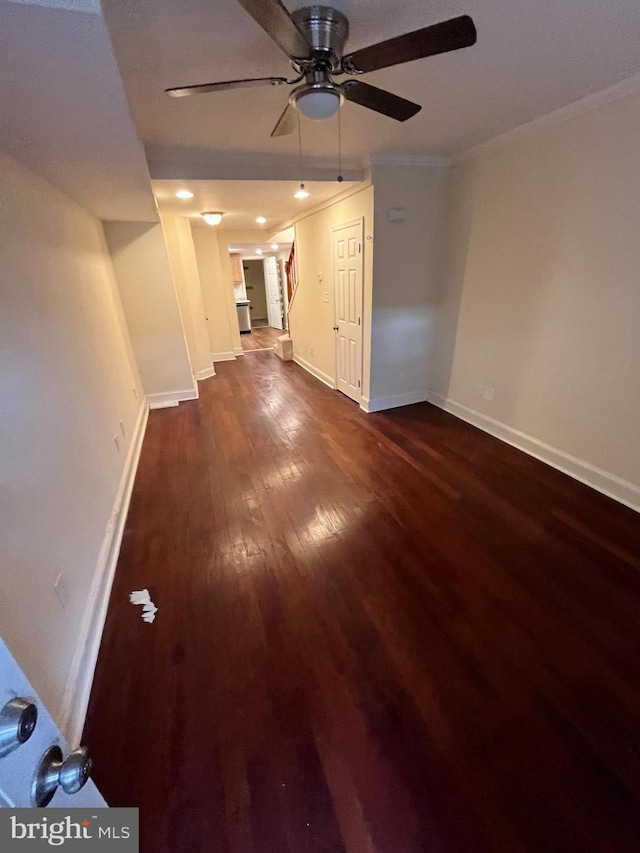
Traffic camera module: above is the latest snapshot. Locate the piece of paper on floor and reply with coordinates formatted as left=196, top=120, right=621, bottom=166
left=142, top=603, right=158, bottom=615
left=129, top=589, right=151, bottom=605
left=142, top=612, right=156, bottom=623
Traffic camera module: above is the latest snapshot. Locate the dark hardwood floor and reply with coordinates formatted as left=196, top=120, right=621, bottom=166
left=84, top=353, right=640, bottom=852
left=241, top=326, right=282, bottom=351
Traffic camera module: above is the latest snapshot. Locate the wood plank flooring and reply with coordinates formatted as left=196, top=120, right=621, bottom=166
left=84, top=352, right=640, bottom=852
left=241, top=326, right=282, bottom=351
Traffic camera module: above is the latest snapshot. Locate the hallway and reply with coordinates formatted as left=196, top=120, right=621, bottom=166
left=84, top=355, right=640, bottom=853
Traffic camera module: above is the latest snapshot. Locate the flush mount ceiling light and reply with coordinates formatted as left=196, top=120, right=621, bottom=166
left=256, top=216, right=267, bottom=224
left=256, top=248, right=263, bottom=255
left=294, top=183, right=309, bottom=199
left=202, top=211, right=224, bottom=226
left=271, top=243, right=279, bottom=250
left=176, top=189, right=194, bottom=199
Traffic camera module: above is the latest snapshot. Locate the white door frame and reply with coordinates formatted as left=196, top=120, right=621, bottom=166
left=331, top=217, right=365, bottom=401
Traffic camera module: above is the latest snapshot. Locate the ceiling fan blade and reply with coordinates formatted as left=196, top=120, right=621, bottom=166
left=342, top=15, right=477, bottom=74
left=341, top=80, right=421, bottom=122
left=166, top=76, right=289, bottom=98
left=271, top=102, right=297, bottom=137
left=235, top=0, right=312, bottom=59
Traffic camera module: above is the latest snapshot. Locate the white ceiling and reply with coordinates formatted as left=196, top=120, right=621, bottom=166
left=102, top=0, right=640, bottom=176
left=5, top=0, right=640, bottom=220
left=0, top=0, right=156, bottom=220
left=153, top=179, right=360, bottom=230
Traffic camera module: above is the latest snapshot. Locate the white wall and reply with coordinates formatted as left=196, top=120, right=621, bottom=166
left=104, top=222, right=196, bottom=402
left=192, top=228, right=241, bottom=360
left=291, top=186, right=374, bottom=393
left=368, top=164, right=450, bottom=411
left=435, top=89, right=640, bottom=508
left=161, top=216, right=213, bottom=379
left=288, top=173, right=448, bottom=410
left=0, top=151, right=144, bottom=723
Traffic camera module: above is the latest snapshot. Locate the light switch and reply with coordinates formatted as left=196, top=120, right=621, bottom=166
left=388, top=207, right=406, bottom=222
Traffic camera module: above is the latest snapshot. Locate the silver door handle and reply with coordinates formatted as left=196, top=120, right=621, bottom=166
left=32, top=745, right=93, bottom=807
left=0, top=698, right=38, bottom=758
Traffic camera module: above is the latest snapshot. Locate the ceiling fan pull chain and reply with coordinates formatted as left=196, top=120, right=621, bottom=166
left=298, top=112, right=304, bottom=183
left=337, top=107, right=344, bottom=183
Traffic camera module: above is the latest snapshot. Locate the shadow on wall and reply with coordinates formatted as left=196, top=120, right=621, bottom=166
left=436, top=156, right=572, bottom=430
left=427, top=165, right=476, bottom=399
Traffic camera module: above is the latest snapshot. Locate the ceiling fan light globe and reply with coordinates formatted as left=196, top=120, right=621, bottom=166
left=295, top=90, right=341, bottom=121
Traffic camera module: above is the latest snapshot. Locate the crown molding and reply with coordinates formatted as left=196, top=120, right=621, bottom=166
left=367, top=153, right=451, bottom=168
left=453, top=70, right=640, bottom=165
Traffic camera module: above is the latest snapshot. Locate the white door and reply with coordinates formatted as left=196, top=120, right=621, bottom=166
left=263, top=256, right=283, bottom=330
left=0, top=638, right=106, bottom=808
left=332, top=220, right=363, bottom=403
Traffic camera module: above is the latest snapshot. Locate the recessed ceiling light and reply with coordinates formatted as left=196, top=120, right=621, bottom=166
left=256, top=216, right=267, bottom=224
left=256, top=248, right=263, bottom=255
left=294, top=183, right=309, bottom=199
left=202, top=211, right=224, bottom=226
left=176, top=189, right=194, bottom=199
left=271, top=243, right=279, bottom=250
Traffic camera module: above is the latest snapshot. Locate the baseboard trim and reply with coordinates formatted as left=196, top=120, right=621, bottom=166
left=362, top=390, right=428, bottom=414
left=293, top=354, right=336, bottom=389
left=211, top=351, right=236, bottom=362
left=233, top=346, right=244, bottom=357
left=195, top=366, right=216, bottom=381
left=146, top=388, right=198, bottom=410
left=427, top=391, right=640, bottom=513
left=59, top=402, right=149, bottom=745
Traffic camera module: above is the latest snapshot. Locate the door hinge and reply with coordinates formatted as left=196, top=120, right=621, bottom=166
left=358, top=317, right=361, bottom=325
left=359, top=243, right=362, bottom=253
left=357, top=380, right=361, bottom=387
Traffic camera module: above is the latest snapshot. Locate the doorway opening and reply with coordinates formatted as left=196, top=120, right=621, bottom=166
left=243, top=260, right=270, bottom=328
left=230, top=242, right=291, bottom=353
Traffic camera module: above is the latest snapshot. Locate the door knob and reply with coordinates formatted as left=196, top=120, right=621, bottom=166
left=32, top=745, right=93, bottom=807
left=333, top=325, right=339, bottom=331
left=0, top=697, right=38, bottom=758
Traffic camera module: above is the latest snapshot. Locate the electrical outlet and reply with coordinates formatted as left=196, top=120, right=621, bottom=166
left=119, top=419, right=126, bottom=436
left=310, top=345, right=315, bottom=356
left=54, top=573, right=70, bottom=610
left=317, top=272, right=323, bottom=282
left=483, top=387, right=495, bottom=401
left=323, top=291, right=329, bottom=303
left=113, top=435, right=120, bottom=453
left=132, top=387, right=138, bottom=400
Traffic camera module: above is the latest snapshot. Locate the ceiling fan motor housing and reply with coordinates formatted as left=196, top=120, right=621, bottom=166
left=291, top=6, right=349, bottom=68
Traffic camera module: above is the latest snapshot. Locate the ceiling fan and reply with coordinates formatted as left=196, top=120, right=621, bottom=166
left=165, top=0, right=477, bottom=136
